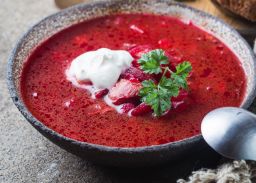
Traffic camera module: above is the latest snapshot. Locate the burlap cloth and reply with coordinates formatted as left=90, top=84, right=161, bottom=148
left=178, top=161, right=256, bottom=183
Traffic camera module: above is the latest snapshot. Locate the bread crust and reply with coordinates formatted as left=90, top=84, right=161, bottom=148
left=216, top=0, right=256, bottom=22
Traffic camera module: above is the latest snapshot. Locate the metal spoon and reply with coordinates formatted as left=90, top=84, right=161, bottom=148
left=201, top=107, right=256, bottom=160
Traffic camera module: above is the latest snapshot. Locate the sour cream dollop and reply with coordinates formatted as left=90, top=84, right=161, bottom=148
left=67, top=48, right=133, bottom=89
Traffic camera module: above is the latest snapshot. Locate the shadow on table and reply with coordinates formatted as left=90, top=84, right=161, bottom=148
left=98, top=145, right=221, bottom=183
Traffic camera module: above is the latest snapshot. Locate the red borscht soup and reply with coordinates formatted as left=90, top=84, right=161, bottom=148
left=21, top=14, right=246, bottom=147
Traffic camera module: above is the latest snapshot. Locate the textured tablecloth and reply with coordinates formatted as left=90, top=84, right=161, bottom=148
left=0, top=1, right=109, bottom=182
left=0, top=1, right=255, bottom=183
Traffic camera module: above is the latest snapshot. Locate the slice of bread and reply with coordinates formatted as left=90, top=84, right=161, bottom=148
left=216, top=0, right=256, bottom=22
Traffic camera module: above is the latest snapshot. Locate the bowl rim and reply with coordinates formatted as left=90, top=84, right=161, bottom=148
left=7, top=0, right=256, bottom=153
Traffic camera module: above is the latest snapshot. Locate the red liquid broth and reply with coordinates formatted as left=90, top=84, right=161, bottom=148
left=20, top=14, right=246, bottom=147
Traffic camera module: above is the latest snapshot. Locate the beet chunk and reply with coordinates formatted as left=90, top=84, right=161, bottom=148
left=108, top=79, right=142, bottom=105
left=129, top=45, right=154, bottom=67
left=171, top=90, right=188, bottom=102
left=171, top=100, right=189, bottom=112
left=95, top=89, right=109, bottom=99
left=164, top=90, right=191, bottom=116
left=121, top=67, right=153, bottom=82
left=131, top=103, right=152, bottom=116
left=129, top=45, right=154, bottom=59
left=121, top=103, right=135, bottom=113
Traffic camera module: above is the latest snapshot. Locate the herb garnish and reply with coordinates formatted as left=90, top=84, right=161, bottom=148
left=138, top=49, right=168, bottom=74
left=138, top=49, right=192, bottom=117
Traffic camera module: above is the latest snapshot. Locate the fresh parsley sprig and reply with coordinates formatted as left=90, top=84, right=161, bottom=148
left=138, top=49, right=192, bottom=117
left=138, top=49, right=168, bottom=74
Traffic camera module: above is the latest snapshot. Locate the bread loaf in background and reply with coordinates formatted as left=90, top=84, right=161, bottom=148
left=216, top=0, right=256, bottom=22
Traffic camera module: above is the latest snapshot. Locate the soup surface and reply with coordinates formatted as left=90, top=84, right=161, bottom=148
left=21, top=14, right=246, bottom=147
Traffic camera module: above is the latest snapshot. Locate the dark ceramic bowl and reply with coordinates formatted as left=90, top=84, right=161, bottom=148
left=7, top=0, right=256, bottom=167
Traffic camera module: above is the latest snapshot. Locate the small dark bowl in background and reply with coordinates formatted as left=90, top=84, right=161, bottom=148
left=7, top=0, right=256, bottom=167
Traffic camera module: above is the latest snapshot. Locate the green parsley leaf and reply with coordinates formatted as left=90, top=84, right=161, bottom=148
left=153, top=91, right=171, bottom=117
left=175, top=61, right=192, bottom=75
left=171, top=73, right=188, bottom=89
left=172, top=62, right=192, bottom=89
left=138, top=49, right=168, bottom=74
left=139, top=80, right=156, bottom=102
left=159, top=76, right=179, bottom=97
left=138, top=50, right=192, bottom=117
left=139, top=79, right=172, bottom=117
left=139, top=77, right=181, bottom=117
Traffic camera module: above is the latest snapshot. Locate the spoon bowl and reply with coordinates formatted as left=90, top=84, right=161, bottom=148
left=202, top=107, right=256, bottom=161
